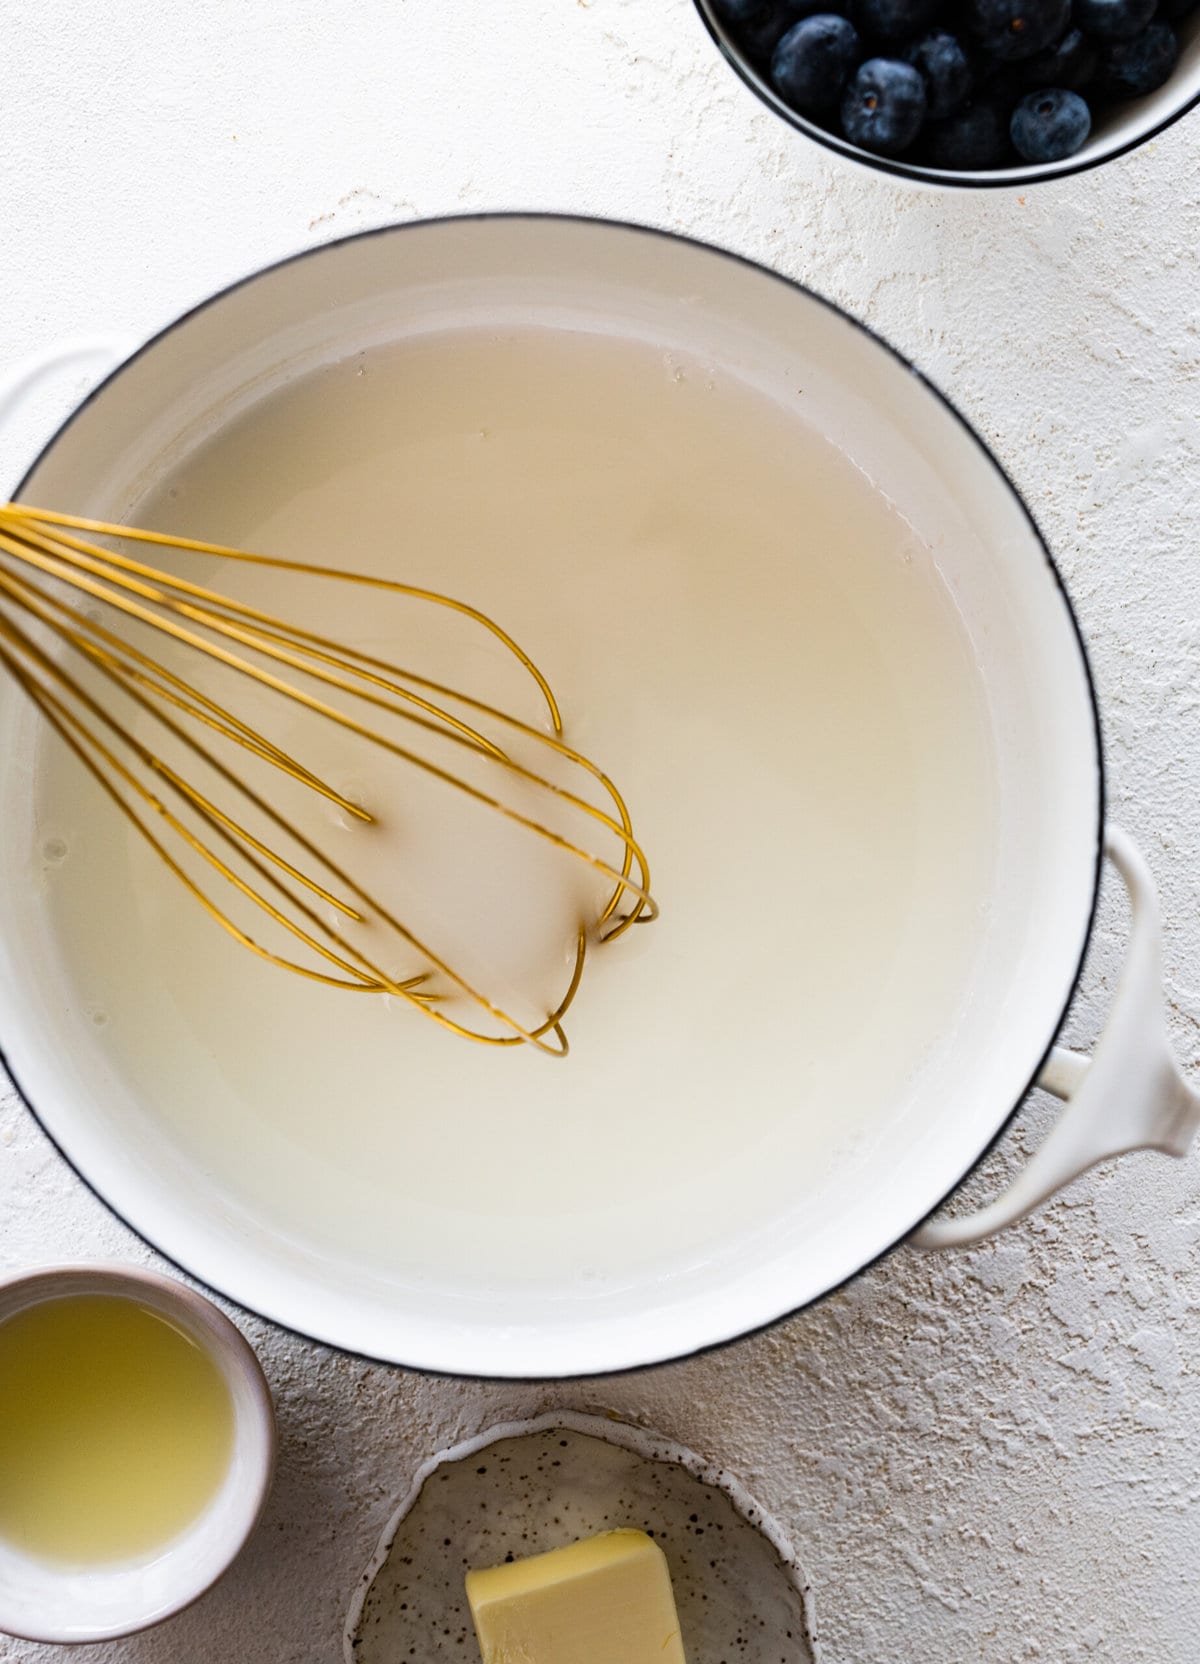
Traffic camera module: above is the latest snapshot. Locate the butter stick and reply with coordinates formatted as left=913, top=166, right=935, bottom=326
left=465, top=1528, right=687, bottom=1663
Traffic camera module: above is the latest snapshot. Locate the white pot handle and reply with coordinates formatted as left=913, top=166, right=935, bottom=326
left=914, top=824, right=1200, bottom=1249
left=0, top=337, right=135, bottom=485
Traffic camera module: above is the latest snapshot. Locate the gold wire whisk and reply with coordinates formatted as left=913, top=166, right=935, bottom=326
left=0, top=503, right=656, bottom=1056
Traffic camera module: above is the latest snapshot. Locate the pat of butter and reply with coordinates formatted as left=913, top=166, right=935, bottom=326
left=465, top=1528, right=687, bottom=1663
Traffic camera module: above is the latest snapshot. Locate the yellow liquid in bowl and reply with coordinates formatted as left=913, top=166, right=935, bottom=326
left=0, top=1293, right=234, bottom=1565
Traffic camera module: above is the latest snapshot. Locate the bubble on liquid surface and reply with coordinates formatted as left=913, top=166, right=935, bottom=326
left=328, top=784, right=368, bottom=831
left=42, top=836, right=68, bottom=865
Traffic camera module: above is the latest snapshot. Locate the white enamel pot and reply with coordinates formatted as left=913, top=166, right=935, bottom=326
left=0, top=216, right=1195, bottom=1379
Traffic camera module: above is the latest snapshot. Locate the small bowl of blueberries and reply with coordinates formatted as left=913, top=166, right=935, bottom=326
left=695, top=0, right=1200, bottom=182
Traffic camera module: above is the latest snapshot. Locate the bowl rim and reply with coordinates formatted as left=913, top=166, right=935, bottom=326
left=0, top=211, right=1105, bottom=1379
left=0, top=1262, right=275, bottom=1644
left=691, top=0, right=1200, bottom=189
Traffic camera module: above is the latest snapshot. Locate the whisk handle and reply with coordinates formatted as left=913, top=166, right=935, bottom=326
left=0, top=338, right=134, bottom=489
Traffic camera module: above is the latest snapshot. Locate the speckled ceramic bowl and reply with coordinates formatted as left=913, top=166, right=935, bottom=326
left=692, top=0, right=1200, bottom=187
left=346, top=1412, right=816, bottom=1662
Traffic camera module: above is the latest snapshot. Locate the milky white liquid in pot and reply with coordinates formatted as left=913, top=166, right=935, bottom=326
left=32, top=330, right=997, bottom=1300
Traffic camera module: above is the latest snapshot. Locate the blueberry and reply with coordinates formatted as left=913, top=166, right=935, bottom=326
left=1075, top=0, right=1157, bottom=36
left=1100, top=19, right=1179, bottom=93
left=968, top=0, right=1072, bottom=60
left=906, top=30, right=973, bottom=118
left=1010, top=87, right=1093, bottom=158
left=734, top=2, right=794, bottom=63
left=923, top=99, right=1014, bottom=166
left=855, top=0, right=940, bottom=40
left=779, top=0, right=853, bottom=18
left=772, top=15, right=862, bottom=110
left=712, top=0, right=772, bottom=22
left=841, top=57, right=928, bottom=151
left=970, top=55, right=1028, bottom=105
left=1018, top=27, right=1100, bottom=92
left=1155, top=0, right=1199, bottom=24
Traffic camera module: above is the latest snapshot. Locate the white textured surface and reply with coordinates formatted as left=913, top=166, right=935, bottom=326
left=1, top=2, right=1199, bottom=1660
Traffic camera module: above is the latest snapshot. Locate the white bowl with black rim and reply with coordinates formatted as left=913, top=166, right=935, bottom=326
left=692, top=0, right=1200, bottom=186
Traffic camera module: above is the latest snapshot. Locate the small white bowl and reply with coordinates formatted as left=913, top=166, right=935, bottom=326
left=0, top=1264, right=275, bottom=1644
left=693, top=0, right=1200, bottom=188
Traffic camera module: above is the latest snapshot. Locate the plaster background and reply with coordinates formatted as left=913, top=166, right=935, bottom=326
left=1, top=1, right=1198, bottom=1658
